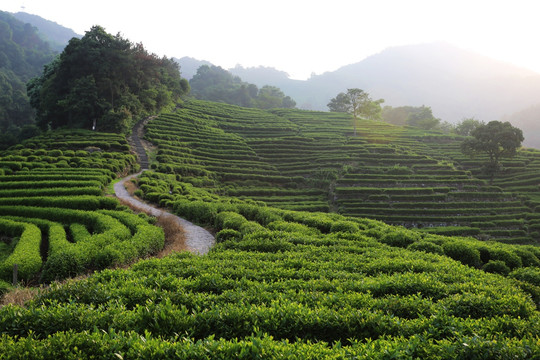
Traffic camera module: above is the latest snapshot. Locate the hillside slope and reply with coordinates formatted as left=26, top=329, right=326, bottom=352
left=143, top=100, right=540, bottom=245
left=10, top=11, right=81, bottom=52
left=1, top=101, right=539, bottom=357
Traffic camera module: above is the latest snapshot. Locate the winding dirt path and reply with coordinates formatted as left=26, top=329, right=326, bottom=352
left=114, top=119, right=215, bottom=255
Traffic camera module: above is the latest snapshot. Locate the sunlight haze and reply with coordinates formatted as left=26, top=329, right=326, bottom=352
left=2, top=0, right=539, bottom=79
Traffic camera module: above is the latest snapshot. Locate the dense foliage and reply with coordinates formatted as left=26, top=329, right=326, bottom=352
left=0, top=11, right=56, bottom=148
left=27, top=25, right=190, bottom=133
left=461, top=121, right=524, bottom=182
left=382, top=105, right=441, bottom=130
left=190, top=65, right=296, bottom=109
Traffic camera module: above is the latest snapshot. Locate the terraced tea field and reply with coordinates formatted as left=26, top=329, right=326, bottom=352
left=144, top=100, right=540, bottom=245
left=1, top=101, right=539, bottom=357
left=0, top=130, right=164, bottom=287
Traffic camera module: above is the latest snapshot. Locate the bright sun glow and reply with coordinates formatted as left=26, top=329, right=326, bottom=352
left=2, top=0, right=539, bottom=80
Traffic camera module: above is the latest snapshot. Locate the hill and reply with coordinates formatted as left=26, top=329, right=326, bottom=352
left=231, top=42, right=540, bottom=117
left=10, top=11, right=81, bottom=52
left=143, top=100, right=540, bottom=245
left=0, top=100, right=539, bottom=356
left=0, top=10, right=56, bottom=147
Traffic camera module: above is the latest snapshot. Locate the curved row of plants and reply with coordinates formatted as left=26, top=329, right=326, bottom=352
left=144, top=101, right=540, bottom=244
left=0, top=129, right=165, bottom=291
left=1, top=167, right=538, bottom=357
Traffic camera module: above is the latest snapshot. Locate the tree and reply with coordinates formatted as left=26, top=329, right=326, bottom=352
left=189, top=65, right=295, bottom=109
left=327, top=92, right=350, bottom=113
left=461, top=120, right=524, bottom=183
left=28, top=25, right=189, bottom=133
left=454, top=117, right=484, bottom=136
left=327, top=88, right=384, bottom=135
left=405, top=105, right=440, bottom=130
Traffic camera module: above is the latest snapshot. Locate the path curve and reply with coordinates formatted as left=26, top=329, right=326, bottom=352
left=114, top=118, right=215, bottom=255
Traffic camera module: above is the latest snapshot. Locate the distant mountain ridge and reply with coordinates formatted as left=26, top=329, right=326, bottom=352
left=10, top=11, right=81, bottom=52
left=224, top=43, right=540, bottom=148
left=228, top=43, right=540, bottom=117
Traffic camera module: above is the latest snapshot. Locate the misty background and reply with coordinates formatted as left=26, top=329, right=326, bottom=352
left=3, top=8, right=540, bottom=149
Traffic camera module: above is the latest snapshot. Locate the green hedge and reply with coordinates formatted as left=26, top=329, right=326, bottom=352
left=0, top=219, right=42, bottom=282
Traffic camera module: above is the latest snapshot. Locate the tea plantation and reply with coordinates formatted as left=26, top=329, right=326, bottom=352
left=147, top=100, right=540, bottom=244
left=0, top=129, right=165, bottom=288
left=0, top=101, right=539, bottom=358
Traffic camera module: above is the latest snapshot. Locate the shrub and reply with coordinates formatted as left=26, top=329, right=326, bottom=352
left=386, top=165, right=413, bottom=175
left=48, top=149, right=63, bottom=157
left=0, top=221, right=42, bottom=282
left=442, top=241, right=481, bottom=267
left=380, top=229, right=421, bottom=248
left=513, top=247, right=540, bottom=267
left=214, top=211, right=247, bottom=231
left=482, top=260, right=510, bottom=275
left=41, top=247, right=85, bottom=283
left=0, top=280, right=11, bottom=296
left=407, top=241, right=444, bottom=255
left=267, top=221, right=319, bottom=235
left=216, top=229, right=241, bottom=243
left=330, top=221, right=360, bottom=234
left=488, top=248, right=522, bottom=270
left=509, top=267, right=540, bottom=286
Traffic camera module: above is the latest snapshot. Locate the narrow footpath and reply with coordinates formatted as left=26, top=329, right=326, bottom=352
left=114, top=119, right=215, bottom=255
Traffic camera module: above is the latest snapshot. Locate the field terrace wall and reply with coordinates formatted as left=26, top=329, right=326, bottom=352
left=0, top=129, right=164, bottom=286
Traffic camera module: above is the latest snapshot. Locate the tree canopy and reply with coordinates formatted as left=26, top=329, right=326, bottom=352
left=28, top=25, right=189, bottom=133
left=454, top=117, right=484, bottom=136
left=189, top=65, right=296, bottom=109
left=327, top=88, right=384, bottom=135
left=404, top=105, right=440, bottom=130
left=461, top=120, right=524, bottom=182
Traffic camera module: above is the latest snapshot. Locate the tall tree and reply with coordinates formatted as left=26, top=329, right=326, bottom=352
left=28, top=25, right=189, bottom=133
left=461, top=120, right=524, bottom=183
left=405, top=105, right=440, bottom=130
left=189, top=65, right=295, bottom=109
left=327, top=88, right=384, bottom=135
left=454, top=117, right=484, bottom=136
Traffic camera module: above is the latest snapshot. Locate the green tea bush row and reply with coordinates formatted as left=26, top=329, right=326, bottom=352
left=0, top=186, right=102, bottom=198
left=0, top=196, right=117, bottom=210
left=0, top=180, right=103, bottom=190
left=0, top=219, right=42, bottom=282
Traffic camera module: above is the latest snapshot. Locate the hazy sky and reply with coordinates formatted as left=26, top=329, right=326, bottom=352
left=2, top=0, right=539, bottom=79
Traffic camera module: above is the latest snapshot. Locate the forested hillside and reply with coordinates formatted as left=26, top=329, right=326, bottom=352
left=11, top=11, right=80, bottom=52
left=189, top=64, right=296, bottom=109
left=0, top=10, right=56, bottom=148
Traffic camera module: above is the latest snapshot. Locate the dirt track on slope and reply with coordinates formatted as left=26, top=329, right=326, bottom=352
left=114, top=173, right=215, bottom=255
left=115, top=118, right=215, bottom=255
